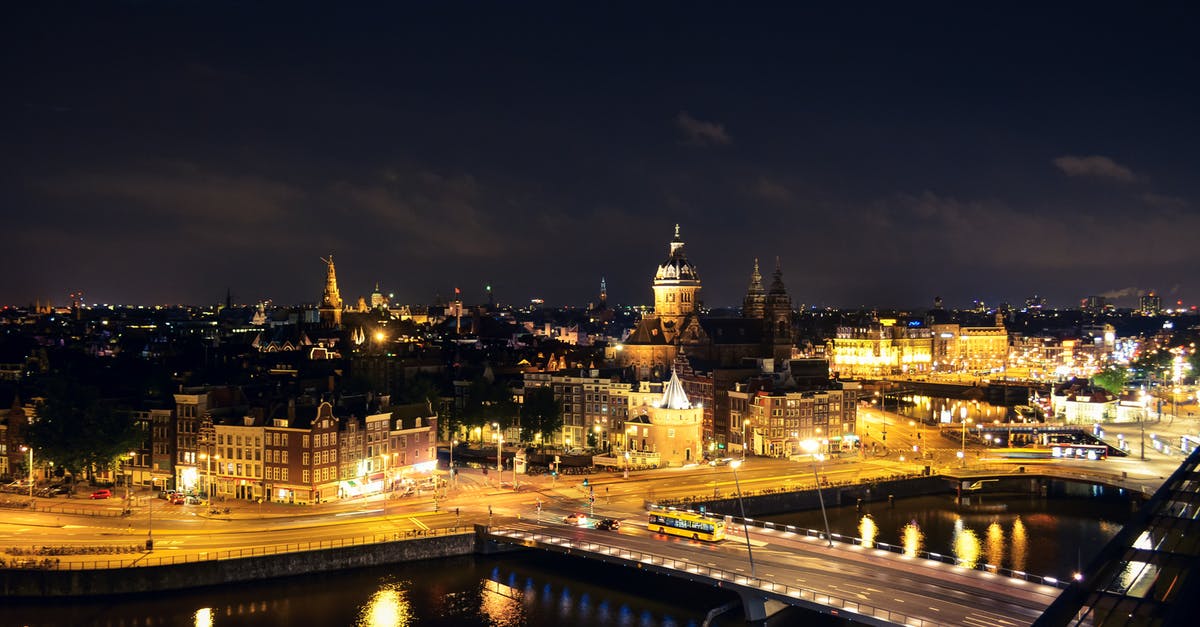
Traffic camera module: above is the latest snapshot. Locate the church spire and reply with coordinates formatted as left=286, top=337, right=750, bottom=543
left=743, top=258, right=766, bottom=319
left=319, top=255, right=343, bottom=326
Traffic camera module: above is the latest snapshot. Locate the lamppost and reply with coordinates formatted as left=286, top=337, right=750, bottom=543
left=801, top=439, right=834, bottom=548
left=958, top=407, right=970, bottom=468
left=492, top=422, right=503, bottom=488
left=449, top=439, right=458, bottom=488
left=728, top=459, right=757, bottom=578
left=742, top=419, right=751, bottom=459
left=20, top=445, right=33, bottom=501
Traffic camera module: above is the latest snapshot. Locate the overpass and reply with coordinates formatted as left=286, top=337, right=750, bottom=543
left=483, top=518, right=1064, bottom=625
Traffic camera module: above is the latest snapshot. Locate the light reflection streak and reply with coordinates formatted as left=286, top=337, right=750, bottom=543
left=986, top=521, right=1005, bottom=568
left=481, top=579, right=525, bottom=627
left=859, top=514, right=877, bottom=549
left=953, top=518, right=980, bottom=569
left=356, top=583, right=412, bottom=627
left=902, top=521, right=924, bottom=558
left=1011, top=516, right=1028, bottom=572
left=194, top=607, right=213, bottom=627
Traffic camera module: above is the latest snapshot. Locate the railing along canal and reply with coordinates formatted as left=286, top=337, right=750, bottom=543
left=490, top=528, right=948, bottom=627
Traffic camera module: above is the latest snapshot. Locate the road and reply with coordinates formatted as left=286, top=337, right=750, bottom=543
left=497, top=517, right=1060, bottom=627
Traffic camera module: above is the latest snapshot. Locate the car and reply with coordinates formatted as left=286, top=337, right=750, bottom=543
left=708, top=457, right=735, bottom=466
left=89, top=489, right=112, bottom=500
left=51, top=484, right=72, bottom=495
left=595, top=518, right=620, bottom=531
left=563, top=512, right=588, bottom=526
left=170, top=495, right=186, bottom=505
left=185, top=495, right=203, bottom=505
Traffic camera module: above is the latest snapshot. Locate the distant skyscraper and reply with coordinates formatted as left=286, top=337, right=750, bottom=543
left=319, top=256, right=343, bottom=326
left=1140, top=292, right=1162, bottom=316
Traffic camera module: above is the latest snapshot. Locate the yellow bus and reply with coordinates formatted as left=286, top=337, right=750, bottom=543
left=648, top=510, right=726, bottom=542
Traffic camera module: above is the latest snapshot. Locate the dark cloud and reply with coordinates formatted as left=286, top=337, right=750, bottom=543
left=1052, top=155, right=1137, bottom=182
left=675, top=112, right=732, bottom=147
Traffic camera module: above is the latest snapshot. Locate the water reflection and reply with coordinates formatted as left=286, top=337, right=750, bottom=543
left=1011, top=516, right=1028, bottom=572
left=479, top=578, right=525, bottom=627
left=356, top=582, right=412, bottom=627
left=985, top=521, right=1005, bottom=567
left=195, top=607, right=213, bottom=627
left=902, top=521, right=924, bottom=557
left=952, top=518, right=980, bottom=569
left=859, top=515, right=877, bottom=549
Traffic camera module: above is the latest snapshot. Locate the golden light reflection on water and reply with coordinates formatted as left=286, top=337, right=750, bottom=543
left=1011, top=516, right=1028, bottom=572
left=902, top=522, right=924, bottom=558
left=194, top=607, right=213, bottom=627
left=859, top=515, right=877, bottom=549
left=480, top=578, right=525, bottom=627
left=356, top=583, right=412, bottom=627
left=986, top=521, right=1005, bottom=567
left=953, top=519, right=980, bottom=569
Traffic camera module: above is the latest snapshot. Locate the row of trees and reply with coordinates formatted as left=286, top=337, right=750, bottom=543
left=26, top=377, right=141, bottom=481
left=451, top=377, right=563, bottom=448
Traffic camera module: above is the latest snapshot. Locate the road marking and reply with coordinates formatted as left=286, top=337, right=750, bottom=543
left=410, top=518, right=429, bottom=530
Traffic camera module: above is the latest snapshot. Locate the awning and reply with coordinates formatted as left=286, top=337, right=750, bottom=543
left=368, top=473, right=385, bottom=482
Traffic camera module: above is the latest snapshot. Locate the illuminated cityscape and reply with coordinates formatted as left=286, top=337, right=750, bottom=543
left=4, top=3, right=1199, bottom=626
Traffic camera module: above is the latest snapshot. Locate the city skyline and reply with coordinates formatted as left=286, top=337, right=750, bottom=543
left=5, top=3, right=1198, bottom=309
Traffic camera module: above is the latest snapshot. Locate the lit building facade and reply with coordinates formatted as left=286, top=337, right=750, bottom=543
left=524, top=370, right=620, bottom=449
left=620, top=371, right=704, bottom=467
left=729, top=385, right=858, bottom=458
left=828, top=321, right=933, bottom=378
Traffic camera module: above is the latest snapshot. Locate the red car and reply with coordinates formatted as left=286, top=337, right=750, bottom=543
left=170, top=495, right=186, bottom=505
left=89, top=489, right=111, bottom=500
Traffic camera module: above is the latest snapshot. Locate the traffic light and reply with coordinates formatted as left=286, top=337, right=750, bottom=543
left=583, top=478, right=589, bottom=487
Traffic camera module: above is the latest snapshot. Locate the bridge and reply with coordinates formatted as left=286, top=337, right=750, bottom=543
left=482, top=518, right=1064, bottom=625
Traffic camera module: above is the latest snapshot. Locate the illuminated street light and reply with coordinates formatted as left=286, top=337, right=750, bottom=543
left=959, top=407, right=970, bottom=468
left=19, top=445, right=33, bottom=501
left=801, top=440, right=834, bottom=548
left=728, top=459, right=756, bottom=578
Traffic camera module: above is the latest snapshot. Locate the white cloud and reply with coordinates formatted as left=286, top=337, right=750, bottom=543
left=675, top=111, right=731, bottom=146
left=1052, top=155, right=1136, bottom=182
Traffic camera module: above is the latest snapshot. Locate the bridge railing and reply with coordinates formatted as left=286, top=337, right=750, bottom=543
left=705, top=513, right=1070, bottom=590
left=490, top=528, right=944, bottom=627
left=0, top=527, right=470, bottom=571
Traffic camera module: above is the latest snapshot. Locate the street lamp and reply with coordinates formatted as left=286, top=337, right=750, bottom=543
left=449, top=439, right=458, bottom=488
left=801, top=439, right=834, bottom=548
left=728, top=459, right=756, bottom=578
left=492, top=422, right=503, bottom=488
left=20, top=445, right=33, bottom=501
left=959, top=407, right=970, bottom=468
left=742, top=419, right=751, bottom=459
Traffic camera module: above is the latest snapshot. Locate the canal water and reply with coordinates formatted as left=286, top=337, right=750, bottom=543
left=761, top=480, right=1133, bottom=581
left=5, top=483, right=1129, bottom=626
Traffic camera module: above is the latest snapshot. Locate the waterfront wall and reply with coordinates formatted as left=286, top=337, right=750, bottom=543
left=692, top=476, right=953, bottom=518
left=0, top=532, right=479, bottom=598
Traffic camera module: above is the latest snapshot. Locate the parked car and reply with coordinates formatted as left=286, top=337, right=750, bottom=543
left=51, top=484, right=72, bottom=495
left=563, top=512, right=588, bottom=526
left=170, top=494, right=186, bottom=505
left=89, top=489, right=112, bottom=500
left=185, top=495, right=203, bottom=505
left=595, top=518, right=620, bottom=531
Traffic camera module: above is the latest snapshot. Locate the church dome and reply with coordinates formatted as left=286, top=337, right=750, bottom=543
left=655, top=224, right=700, bottom=282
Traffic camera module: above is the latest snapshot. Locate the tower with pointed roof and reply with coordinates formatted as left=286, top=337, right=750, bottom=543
left=764, top=257, right=792, bottom=360
left=652, top=224, right=702, bottom=341
left=742, top=258, right=766, bottom=320
left=319, top=256, right=343, bottom=326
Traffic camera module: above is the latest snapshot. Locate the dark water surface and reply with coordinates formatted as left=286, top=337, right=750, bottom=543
left=761, top=480, right=1134, bottom=580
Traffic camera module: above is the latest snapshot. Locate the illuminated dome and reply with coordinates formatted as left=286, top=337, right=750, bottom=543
left=655, top=224, right=700, bottom=282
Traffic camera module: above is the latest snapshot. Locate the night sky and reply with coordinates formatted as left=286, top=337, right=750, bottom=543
left=5, top=3, right=1198, bottom=310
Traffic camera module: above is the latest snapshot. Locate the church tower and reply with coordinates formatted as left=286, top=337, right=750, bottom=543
left=742, top=258, right=766, bottom=320
left=319, top=256, right=344, bottom=326
left=652, top=224, right=701, bottom=340
left=764, top=257, right=792, bottom=360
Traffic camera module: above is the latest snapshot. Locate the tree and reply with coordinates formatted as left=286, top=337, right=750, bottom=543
left=461, top=377, right=517, bottom=443
left=1132, top=349, right=1173, bottom=382
left=1092, top=366, right=1129, bottom=395
left=521, top=386, right=563, bottom=448
left=28, top=377, right=140, bottom=480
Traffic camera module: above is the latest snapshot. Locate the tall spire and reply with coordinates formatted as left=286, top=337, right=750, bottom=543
left=319, top=256, right=343, bottom=326
left=743, top=258, right=766, bottom=319
left=769, top=256, right=787, bottom=294
left=600, top=277, right=607, bottom=303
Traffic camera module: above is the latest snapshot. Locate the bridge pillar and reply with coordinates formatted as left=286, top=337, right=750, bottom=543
left=738, top=592, right=788, bottom=622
